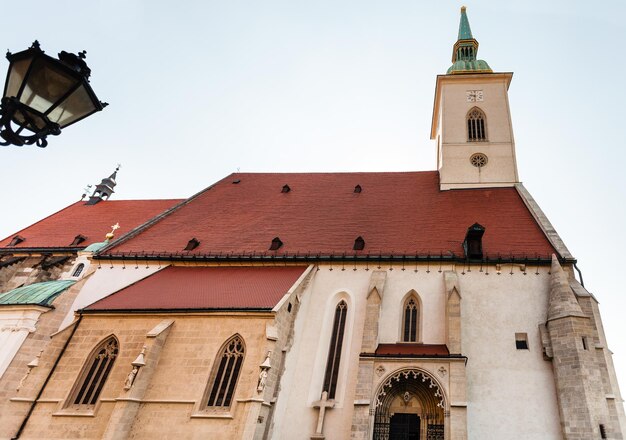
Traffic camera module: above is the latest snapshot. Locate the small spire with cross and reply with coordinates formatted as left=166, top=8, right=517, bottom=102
left=81, top=184, right=93, bottom=200
left=105, top=223, right=120, bottom=240
left=86, top=165, right=121, bottom=205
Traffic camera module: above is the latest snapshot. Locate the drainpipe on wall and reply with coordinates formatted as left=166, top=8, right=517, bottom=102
left=13, top=314, right=83, bottom=439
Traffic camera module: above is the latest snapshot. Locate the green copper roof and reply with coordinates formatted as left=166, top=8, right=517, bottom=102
left=447, top=59, right=492, bottom=75
left=458, top=6, right=473, bottom=40
left=0, top=280, right=76, bottom=307
left=83, top=239, right=110, bottom=253
left=448, top=7, right=492, bottom=74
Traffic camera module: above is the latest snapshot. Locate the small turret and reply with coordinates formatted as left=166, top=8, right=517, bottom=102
left=547, top=255, right=586, bottom=322
left=86, top=166, right=119, bottom=205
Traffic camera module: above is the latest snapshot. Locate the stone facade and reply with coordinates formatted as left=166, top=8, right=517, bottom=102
left=0, top=254, right=78, bottom=292
left=0, top=253, right=94, bottom=439
left=2, top=262, right=312, bottom=440
left=542, top=257, right=625, bottom=439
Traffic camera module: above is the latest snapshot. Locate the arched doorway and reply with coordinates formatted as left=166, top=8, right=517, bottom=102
left=373, top=369, right=445, bottom=440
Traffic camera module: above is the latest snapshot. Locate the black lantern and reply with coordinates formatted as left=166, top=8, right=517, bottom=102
left=0, top=41, right=107, bottom=148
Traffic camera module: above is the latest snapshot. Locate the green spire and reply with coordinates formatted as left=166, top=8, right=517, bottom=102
left=458, top=6, right=473, bottom=40
left=447, top=6, right=492, bottom=74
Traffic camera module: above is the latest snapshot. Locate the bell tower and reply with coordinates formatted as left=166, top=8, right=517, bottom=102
left=431, top=7, right=519, bottom=190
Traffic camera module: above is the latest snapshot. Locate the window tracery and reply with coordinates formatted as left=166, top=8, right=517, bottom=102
left=206, top=335, right=245, bottom=408
left=467, top=107, right=487, bottom=141
left=402, top=296, right=419, bottom=342
left=68, top=336, right=118, bottom=408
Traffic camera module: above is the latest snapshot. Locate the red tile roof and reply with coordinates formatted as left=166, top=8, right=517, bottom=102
left=374, top=344, right=450, bottom=356
left=104, top=172, right=555, bottom=258
left=0, top=200, right=181, bottom=250
left=84, top=266, right=306, bottom=311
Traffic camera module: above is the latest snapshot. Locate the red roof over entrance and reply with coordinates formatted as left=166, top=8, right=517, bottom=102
left=0, top=199, right=181, bottom=250
left=104, top=172, right=555, bottom=259
left=84, top=266, right=307, bottom=311
left=375, top=344, right=450, bottom=357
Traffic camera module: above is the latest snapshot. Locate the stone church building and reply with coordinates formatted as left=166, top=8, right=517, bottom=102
left=0, top=7, right=624, bottom=440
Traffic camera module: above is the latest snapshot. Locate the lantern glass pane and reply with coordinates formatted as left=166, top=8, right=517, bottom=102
left=48, top=84, right=97, bottom=128
left=4, top=58, right=33, bottom=98
left=12, top=107, right=47, bottom=131
left=19, top=58, right=78, bottom=114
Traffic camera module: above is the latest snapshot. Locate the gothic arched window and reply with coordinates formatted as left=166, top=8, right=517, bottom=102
left=68, top=336, right=118, bottom=408
left=402, top=296, right=420, bottom=342
left=467, top=107, right=487, bottom=142
left=322, top=300, right=347, bottom=399
left=206, top=335, right=245, bottom=408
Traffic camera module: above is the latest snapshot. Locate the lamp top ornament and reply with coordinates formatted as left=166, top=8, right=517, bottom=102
left=1, top=40, right=107, bottom=148
left=447, top=7, right=493, bottom=75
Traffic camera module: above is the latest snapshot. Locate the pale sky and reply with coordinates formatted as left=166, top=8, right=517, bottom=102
left=1, top=1, right=625, bottom=395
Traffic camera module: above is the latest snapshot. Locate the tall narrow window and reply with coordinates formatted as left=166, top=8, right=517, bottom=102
left=69, top=336, right=118, bottom=408
left=467, top=107, right=487, bottom=142
left=403, top=296, right=419, bottom=342
left=206, top=335, right=245, bottom=408
left=322, top=300, right=347, bottom=399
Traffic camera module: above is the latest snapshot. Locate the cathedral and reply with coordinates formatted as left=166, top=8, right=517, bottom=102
left=0, top=7, right=624, bottom=440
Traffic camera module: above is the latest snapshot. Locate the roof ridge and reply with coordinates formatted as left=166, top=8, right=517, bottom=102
left=97, top=173, right=236, bottom=254
left=514, top=183, right=573, bottom=260
left=97, top=198, right=185, bottom=203
left=0, top=201, right=83, bottom=244
left=229, top=170, right=438, bottom=175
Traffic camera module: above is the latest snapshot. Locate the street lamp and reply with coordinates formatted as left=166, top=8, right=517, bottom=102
left=0, top=41, right=107, bottom=148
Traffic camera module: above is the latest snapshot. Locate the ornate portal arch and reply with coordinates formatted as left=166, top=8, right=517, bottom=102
left=372, top=368, right=447, bottom=440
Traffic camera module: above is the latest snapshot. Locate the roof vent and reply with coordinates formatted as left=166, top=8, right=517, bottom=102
left=8, top=235, right=25, bottom=246
left=281, top=184, right=291, bottom=193
left=463, top=223, right=485, bottom=259
left=269, top=237, right=283, bottom=251
left=353, top=236, right=365, bottom=250
left=70, top=234, right=87, bottom=246
left=354, top=185, right=362, bottom=193
left=232, top=179, right=241, bottom=184
left=184, top=238, right=200, bottom=251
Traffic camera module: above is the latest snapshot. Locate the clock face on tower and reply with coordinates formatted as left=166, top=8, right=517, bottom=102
left=466, top=90, right=484, bottom=102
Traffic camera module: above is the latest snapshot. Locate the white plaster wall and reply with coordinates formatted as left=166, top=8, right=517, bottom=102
left=273, top=265, right=449, bottom=440
left=378, top=269, right=446, bottom=344
left=460, top=266, right=562, bottom=439
left=272, top=267, right=369, bottom=440
left=0, top=307, right=45, bottom=379
left=441, top=80, right=513, bottom=145
left=274, top=263, right=562, bottom=440
left=59, top=262, right=166, bottom=329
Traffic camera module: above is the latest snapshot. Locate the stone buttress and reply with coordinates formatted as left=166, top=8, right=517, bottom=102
left=542, top=255, right=623, bottom=439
